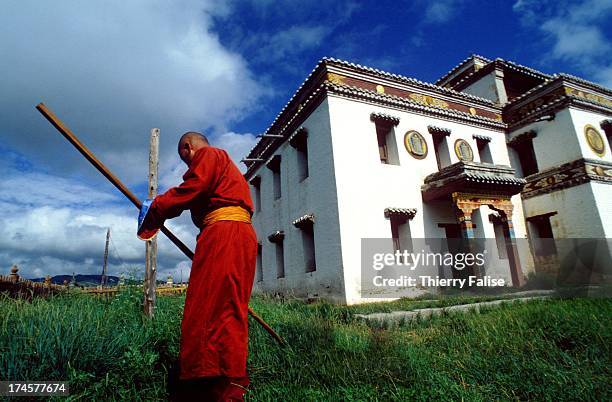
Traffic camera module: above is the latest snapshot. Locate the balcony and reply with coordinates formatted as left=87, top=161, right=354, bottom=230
left=421, top=162, right=526, bottom=202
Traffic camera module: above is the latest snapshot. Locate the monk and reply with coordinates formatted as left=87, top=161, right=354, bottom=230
left=137, top=132, right=257, bottom=401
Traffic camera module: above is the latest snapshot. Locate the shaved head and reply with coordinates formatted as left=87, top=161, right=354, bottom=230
left=178, top=131, right=209, bottom=166
left=179, top=131, right=209, bottom=146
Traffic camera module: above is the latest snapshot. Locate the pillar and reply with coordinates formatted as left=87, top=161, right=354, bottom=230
left=495, top=202, right=525, bottom=287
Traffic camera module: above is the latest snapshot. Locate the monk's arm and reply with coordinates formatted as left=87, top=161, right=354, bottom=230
left=138, top=150, right=221, bottom=236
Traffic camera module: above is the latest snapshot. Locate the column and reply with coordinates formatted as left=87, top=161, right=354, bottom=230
left=496, top=202, right=525, bottom=287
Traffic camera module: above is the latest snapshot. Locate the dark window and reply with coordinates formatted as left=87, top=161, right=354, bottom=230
left=275, top=242, right=285, bottom=278
left=256, top=243, right=263, bottom=282
left=428, top=127, right=451, bottom=170
left=266, top=155, right=281, bottom=200
left=302, top=223, right=316, bottom=273
left=476, top=138, right=493, bottom=164
left=516, top=140, right=538, bottom=176
left=377, top=128, right=389, bottom=163
left=250, top=176, right=261, bottom=212
left=290, top=129, right=309, bottom=181
left=268, top=231, right=285, bottom=279
left=389, top=215, right=413, bottom=264
left=601, top=120, right=612, bottom=150
left=375, top=123, right=399, bottom=165
left=528, top=213, right=557, bottom=256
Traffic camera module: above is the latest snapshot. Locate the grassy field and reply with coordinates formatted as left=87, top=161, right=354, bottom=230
left=0, top=288, right=610, bottom=401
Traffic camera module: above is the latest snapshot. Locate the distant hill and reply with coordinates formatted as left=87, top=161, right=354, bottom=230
left=30, top=274, right=120, bottom=287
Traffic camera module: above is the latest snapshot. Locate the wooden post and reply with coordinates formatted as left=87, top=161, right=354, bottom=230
left=101, top=228, right=110, bottom=287
left=144, top=128, right=159, bottom=317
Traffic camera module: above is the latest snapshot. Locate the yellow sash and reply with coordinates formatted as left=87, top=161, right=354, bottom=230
left=202, top=206, right=251, bottom=227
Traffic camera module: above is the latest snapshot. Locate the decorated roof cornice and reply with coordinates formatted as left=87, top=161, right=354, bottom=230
left=504, top=76, right=612, bottom=130
left=244, top=76, right=508, bottom=177
left=324, top=57, right=495, bottom=105
left=244, top=57, right=508, bottom=177
left=324, top=81, right=505, bottom=127
left=243, top=56, right=611, bottom=178
left=449, top=58, right=551, bottom=92
left=435, top=54, right=492, bottom=86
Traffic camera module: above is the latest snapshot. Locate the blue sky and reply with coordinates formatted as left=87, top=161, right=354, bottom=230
left=0, top=0, right=610, bottom=280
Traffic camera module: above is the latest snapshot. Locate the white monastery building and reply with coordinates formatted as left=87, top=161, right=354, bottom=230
left=242, top=55, right=612, bottom=304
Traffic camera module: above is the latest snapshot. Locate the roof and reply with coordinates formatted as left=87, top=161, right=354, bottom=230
left=244, top=57, right=503, bottom=175
left=435, top=54, right=492, bottom=87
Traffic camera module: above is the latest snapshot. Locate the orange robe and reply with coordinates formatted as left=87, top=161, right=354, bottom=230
left=138, top=146, right=257, bottom=381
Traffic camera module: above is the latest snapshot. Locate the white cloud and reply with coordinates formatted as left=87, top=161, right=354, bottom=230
left=513, top=0, right=612, bottom=85
left=0, top=1, right=265, bottom=279
left=213, top=132, right=259, bottom=171
left=0, top=152, right=197, bottom=280
left=0, top=0, right=263, bottom=184
left=259, top=25, right=331, bottom=62
left=423, top=0, right=465, bottom=24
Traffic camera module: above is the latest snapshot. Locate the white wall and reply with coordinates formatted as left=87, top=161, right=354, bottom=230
left=326, top=95, right=526, bottom=303
left=568, top=108, right=612, bottom=163
left=508, top=107, right=612, bottom=174
left=523, top=182, right=605, bottom=238
left=250, top=98, right=346, bottom=303
left=462, top=71, right=500, bottom=103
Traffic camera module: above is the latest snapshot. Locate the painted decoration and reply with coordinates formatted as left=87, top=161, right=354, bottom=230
left=404, top=130, right=428, bottom=159
left=454, top=139, right=474, bottom=162
left=584, top=124, right=606, bottom=156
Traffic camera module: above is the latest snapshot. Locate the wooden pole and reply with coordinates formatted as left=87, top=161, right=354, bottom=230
left=144, top=128, right=159, bottom=317
left=101, top=228, right=110, bottom=287
left=36, top=103, right=285, bottom=345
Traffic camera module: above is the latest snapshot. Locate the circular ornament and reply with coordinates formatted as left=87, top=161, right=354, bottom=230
left=454, top=139, right=474, bottom=162
left=404, top=130, right=428, bottom=159
left=584, top=124, right=606, bottom=156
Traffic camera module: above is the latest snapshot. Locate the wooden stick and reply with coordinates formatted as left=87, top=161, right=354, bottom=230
left=144, top=128, right=159, bottom=317
left=36, top=102, right=286, bottom=346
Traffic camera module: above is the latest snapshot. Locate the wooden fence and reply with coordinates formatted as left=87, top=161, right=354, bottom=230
left=1, top=266, right=188, bottom=301
left=0, top=266, right=67, bottom=300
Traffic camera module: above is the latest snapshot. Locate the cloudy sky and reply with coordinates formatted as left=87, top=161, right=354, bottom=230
left=1, top=0, right=610, bottom=281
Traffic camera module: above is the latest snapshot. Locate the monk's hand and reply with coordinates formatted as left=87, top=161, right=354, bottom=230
left=138, top=199, right=153, bottom=229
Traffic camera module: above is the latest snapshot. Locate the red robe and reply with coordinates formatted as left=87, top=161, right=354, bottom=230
left=138, top=146, right=257, bottom=381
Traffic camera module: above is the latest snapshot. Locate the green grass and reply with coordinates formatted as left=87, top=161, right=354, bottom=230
left=0, top=288, right=610, bottom=401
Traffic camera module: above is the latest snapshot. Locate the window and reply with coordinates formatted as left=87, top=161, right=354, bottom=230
left=293, top=214, right=316, bottom=273
left=249, top=176, right=261, bottom=212
left=256, top=243, right=263, bottom=282
left=527, top=213, right=557, bottom=257
left=268, top=231, right=285, bottom=278
left=371, top=113, right=400, bottom=165
left=508, top=131, right=538, bottom=177
left=428, top=126, right=451, bottom=169
left=290, top=128, right=309, bottom=181
left=266, top=155, right=281, bottom=200
left=275, top=243, right=285, bottom=278
left=473, top=135, right=493, bottom=164
left=385, top=208, right=416, bottom=260
left=601, top=120, right=612, bottom=150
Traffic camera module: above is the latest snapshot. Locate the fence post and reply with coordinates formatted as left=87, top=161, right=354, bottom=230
left=10, top=265, right=19, bottom=283
left=144, top=128, right=159, bottom=317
